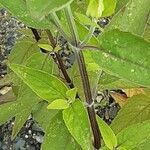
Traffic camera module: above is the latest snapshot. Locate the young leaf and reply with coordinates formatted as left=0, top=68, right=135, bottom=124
left=26, top=0, right=74, bottom=20
left=66, top=87, right=77, bottom=103
left=96, top=116, right=117, bottom=149
left=117, top=120, right=150, bottom=150
left=63, top=101, right=92, bottom=150
left=102, top=0, right=117, bottom=17
left=107, top=0, right=150, bottom=35
left=111, top=94, right=150, bottom=134
left=9, top=64, right=68, bottom=102
left=86, top=0, right=104, bottom=19
left=47, top=99, right=69, bottom=109
left=92, top=29, right=150, bottom=88
left=38, top=44, right=53, bottom=52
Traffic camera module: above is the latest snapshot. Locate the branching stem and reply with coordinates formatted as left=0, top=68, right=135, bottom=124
left=31, top=28, right=75, bottom=90
left=64, top=5, right=101, bottom=149
left=64, top=5, right=79, bottom=46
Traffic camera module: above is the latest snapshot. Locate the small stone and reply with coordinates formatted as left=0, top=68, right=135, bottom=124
left=25, top=135, right=28, bottom=139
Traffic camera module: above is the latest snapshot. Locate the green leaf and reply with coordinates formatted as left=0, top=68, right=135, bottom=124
left=74, top=12, right=99, bottom=28
left=0, top=2, right=4, bottom=7
left=68, top=62, right=84, bottom=100
left=25, top=52, right=55, bottom=74
left=111, top=94, right=150, bottom=134
left=26, top=0, right=74, bottom=20
left=32, top=102, right=81, bottom=150
left=38, top=44, right=53, bottom=52
left=0, top=84, right=41, bottom=139
left=98, top=72, right=138, bottom=90
left=11, top=84, right=41, bottom=139
left=115, top=0, right=129, bottom=12
left=9, top=64, right=68, bottom=102
left=93, top=29, right=150, bottom=88
left=106, top=0, right=150, bottom=35
left=8, top=38, right=39, bottom=65
left=32, top=101, right=59, bottom=131
left=7, top=40, right=57, bottom=139
left=0, top=82, right=41, bottom=139
left=102, top=0, right=117, bottom=17
left=87, top=63, right=101, bottom=72
left=86, top=0, right=104, bottom=19
left=97, top=116, right=117, bottom=149
left=75, top=20, right=99, bottom=46
left=0, top=0, right=51, bottom=29
left=71, top=0, right=89, bottom=14
left=132, top=137, right=150, bottom=150
left=84, top=51, right=102, bottom=98
left=143, top=18, right=150, bottom=41
left=12, top=108, right=31, bottom=139
left=116, top=120, right=150, bottom=150
left=66, top=87, right=77, bottom=103
left=47, top=99, right=69, bottom=109
left=0, top=102, right=18, bottom=125
left=63, top=101, right=92, bottom=150
left=117, top=147, right=127, bottom=150
left=42, top=112, right=82, bottom=150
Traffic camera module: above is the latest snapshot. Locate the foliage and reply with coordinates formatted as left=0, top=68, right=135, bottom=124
left=0, top=0, right=150, bottom=149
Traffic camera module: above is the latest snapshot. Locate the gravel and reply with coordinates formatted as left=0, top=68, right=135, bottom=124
left=0, top=8, right=24, bottom=76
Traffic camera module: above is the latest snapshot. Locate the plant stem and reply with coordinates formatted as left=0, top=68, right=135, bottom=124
left=73, top=47, right=101, bottom=149
left=64, top=5, right=101, bottom=149
left=30, top=28, right=47, bottom=53
left=46, top=29, right=56, bottom=48
left=55, top=53, right=75, bottom=89
left=30, top=28, right=41, bottom=41
left=31, top=28, right=75, bottom=90
left=64, top=5, right=79, bottom=46
left=46, top=30, right=76, bottom=90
